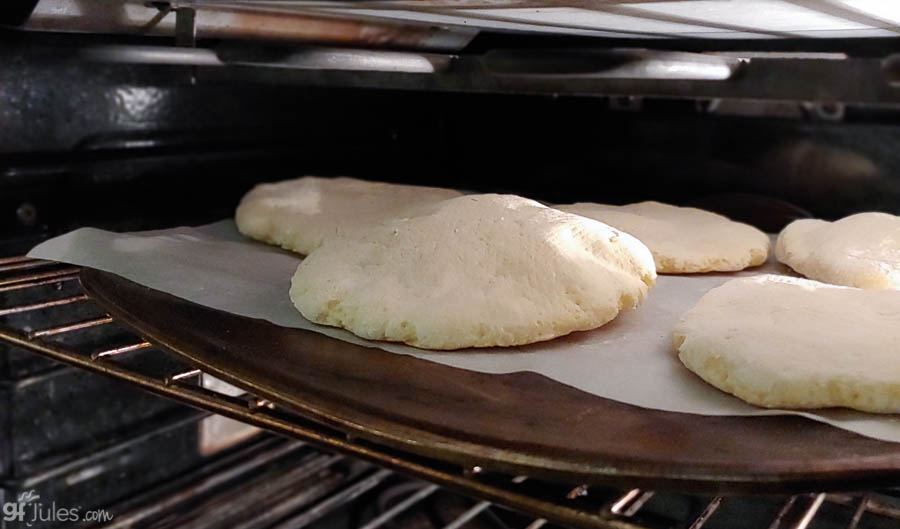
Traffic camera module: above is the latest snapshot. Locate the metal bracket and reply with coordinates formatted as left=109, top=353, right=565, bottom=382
left=175, top=7, right=197, bottom=48
left=145, top=2, right=195, bottom=48
left=0, top=0, right=40, bottom=27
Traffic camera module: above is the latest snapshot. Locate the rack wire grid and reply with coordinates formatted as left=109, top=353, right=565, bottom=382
left=2, top=256, right=900, bottom=529
left=139, top=0, right=900, bottom=40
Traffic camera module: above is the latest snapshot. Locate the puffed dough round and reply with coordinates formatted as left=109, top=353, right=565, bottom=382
left=290, top=194, right=657, bottom=350
left=775, top=212, right=900, bottom=289
left=236, top=176, right=461, bottom=255
left=556, top=201, right=769, bottom=274
left=673, top=275, right=900, bottom=413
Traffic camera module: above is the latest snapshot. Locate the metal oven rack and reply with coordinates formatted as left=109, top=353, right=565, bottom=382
left=43, top=0, right=900, bottom=40
left=2, top=256, right=900, bottom=529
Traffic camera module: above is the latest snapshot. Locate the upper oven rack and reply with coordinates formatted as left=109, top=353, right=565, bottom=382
left=92, top=1, right=900, bottom=40
left=2, top=257, right=900, bottom=529
left=15, top=1, right=900, bottom=107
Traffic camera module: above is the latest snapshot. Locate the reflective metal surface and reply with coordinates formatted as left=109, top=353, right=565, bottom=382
left=82, top=44, right=453, bottom=73
left=482, top=49, right=741, bottom=80
left=217, top=45, right=452, bottom=72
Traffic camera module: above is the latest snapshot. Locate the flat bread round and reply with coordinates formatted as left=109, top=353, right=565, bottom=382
left=556, top=201, right=769, bottom=274
left=236, top=176, right=461, bottom=255
left=673, top=274, right=900, bottom=413
left=290, top=194, right=656, bottom=350
left=775, top=212, right=900, bottom=289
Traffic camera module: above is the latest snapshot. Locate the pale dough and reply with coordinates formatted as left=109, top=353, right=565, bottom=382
left=235, top=176, right=461, bottom=255
left=290, top=194, right=657, bottom=350
left=673, top=274, right=900, bottom=413
left=556, top=201, right=769, bottom=274
left=775, top=212, right=900, bottom=289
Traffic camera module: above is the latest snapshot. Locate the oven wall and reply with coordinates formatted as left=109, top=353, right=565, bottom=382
left=3, top=30, right=900, bottom=253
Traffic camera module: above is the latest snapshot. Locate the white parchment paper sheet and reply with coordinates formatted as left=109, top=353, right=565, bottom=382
left=29, top=221, right=900, bottom=443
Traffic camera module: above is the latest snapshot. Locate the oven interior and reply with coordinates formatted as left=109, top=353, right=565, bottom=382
left=3, top=1, right=900, bottom=528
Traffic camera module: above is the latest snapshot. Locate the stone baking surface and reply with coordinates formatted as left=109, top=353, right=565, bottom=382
left=30, top=221, right=900, bottom=443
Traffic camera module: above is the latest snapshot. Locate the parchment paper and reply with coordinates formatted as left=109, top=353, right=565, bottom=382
left=29, top=221, right=900, bottom=443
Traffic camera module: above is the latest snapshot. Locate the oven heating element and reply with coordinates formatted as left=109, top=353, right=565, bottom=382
left=2, top=255, right=900, bottom=529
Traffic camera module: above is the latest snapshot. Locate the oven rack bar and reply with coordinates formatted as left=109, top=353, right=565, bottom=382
left=2, top=258, right=900, bottom=529
left=98, top=436, right=390, bottom=529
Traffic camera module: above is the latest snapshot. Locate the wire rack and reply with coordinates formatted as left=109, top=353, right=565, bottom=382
left=150, top=0, right=900, bottom=39
left=2, top=256, right=900, bottom=529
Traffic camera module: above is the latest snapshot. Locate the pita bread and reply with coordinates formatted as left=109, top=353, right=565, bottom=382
left=236, top=176, right=461, bottom=255
left=674, top=274, right=900, bottom=413
left=775, top=212, right=900, bottom=289
left=290, top=194, right=656, bottom=350
left=556, top=201, right=769, bottom=274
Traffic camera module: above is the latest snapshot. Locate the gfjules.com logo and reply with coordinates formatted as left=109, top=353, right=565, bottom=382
left=3, top=490, right=113, bottom=527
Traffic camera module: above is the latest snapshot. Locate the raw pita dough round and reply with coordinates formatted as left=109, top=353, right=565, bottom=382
left=673, top=274, right=900, bottom=413
left=775, top=212, right=900, bottom=289
left=290, top=194, right=656, bottom=350
left=236, top=176, right=461, bottom=255
left=556, top=201, right=769, bottom=274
